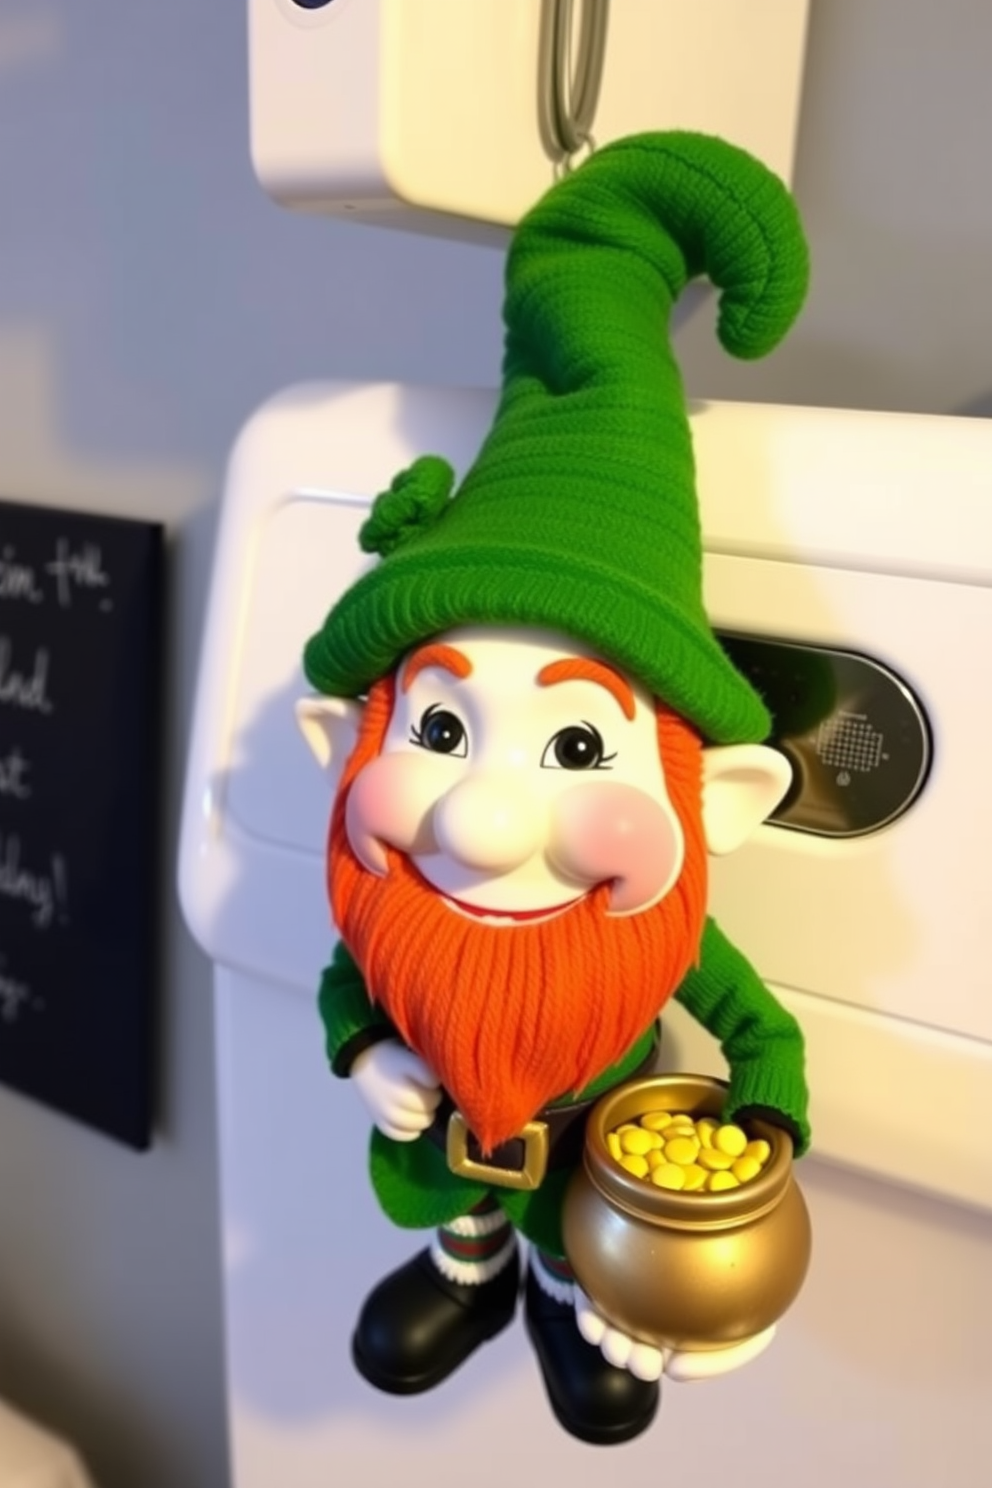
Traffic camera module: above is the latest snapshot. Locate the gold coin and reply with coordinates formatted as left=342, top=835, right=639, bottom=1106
left=713, top=1124, right=748, bottom=1158
left=681, top=1163, right=708, bottom=1191
left=698, top=1147, right=734, bottom=1172
left=650, top=1162, right=687, bottom=1190
left=664, top=1136, right=701, bottom=1166
left=620, top=1128, right=654, bottom=1157
left=731, top=1155, right=763, bottom=1183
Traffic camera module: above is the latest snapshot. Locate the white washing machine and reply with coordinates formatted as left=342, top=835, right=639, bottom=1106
left=179, top=383, right=992, bottom=1488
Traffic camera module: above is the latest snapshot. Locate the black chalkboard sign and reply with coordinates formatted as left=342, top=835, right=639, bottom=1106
left=0, top=500, right=163, bottom=1149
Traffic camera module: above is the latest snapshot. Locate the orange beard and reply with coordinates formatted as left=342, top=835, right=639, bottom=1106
left=329, top=676, right=708, bottom=1153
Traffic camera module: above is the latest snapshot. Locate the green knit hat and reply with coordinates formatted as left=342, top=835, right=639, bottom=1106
left=304, top=131, right=809, bottom=744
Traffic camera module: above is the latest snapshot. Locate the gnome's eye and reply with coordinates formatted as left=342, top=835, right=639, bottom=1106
left=541, top=723, right=615, bottom=771
left=410, top=705, right=468, bottom=757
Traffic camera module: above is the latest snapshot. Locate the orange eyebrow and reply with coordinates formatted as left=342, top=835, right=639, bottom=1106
left=401, top=643, right=473, bottom=692
left=537, top=658, right=636, bottom=720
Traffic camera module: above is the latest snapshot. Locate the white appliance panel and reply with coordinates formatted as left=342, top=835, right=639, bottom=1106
left=179, top=382, right=992, bottom=1226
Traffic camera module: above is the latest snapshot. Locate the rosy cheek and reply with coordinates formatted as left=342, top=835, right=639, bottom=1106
left=344, top=754, right=440, bottom=876
left=548, top=782, right=685, bottom=916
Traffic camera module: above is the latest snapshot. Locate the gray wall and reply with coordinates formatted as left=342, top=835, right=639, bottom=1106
left=0, top=2, right=988, bottom=1486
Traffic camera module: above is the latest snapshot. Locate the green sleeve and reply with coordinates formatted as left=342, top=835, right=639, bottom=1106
left=675, top=918, right=811, bottom=1155
left=317, top=940, right=396, bottom=1077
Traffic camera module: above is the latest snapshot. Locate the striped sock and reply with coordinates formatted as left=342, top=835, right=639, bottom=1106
left=531, top=1248, right=575, bottom=1305
left=430, top=1199, right=516, bottom=1286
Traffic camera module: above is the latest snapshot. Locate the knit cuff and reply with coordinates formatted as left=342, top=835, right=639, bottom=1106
left=430, top=1232, right=517, bottom=1286
left=731, top=1105, right=801, bottom=1153
left=724, top=1068, right=810, bottom=1156
left=530, top=1251, right=575, bottom=1306
left=331, top=1024, right=397, bottom=1079
left=318, top=941, right=394, bottom=1076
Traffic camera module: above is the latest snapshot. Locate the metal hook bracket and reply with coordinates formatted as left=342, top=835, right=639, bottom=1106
left=538, top=0, right=610, bottom=174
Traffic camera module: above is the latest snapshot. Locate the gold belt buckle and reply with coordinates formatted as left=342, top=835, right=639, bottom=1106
left=446, top=1111, right=549, bottom=1191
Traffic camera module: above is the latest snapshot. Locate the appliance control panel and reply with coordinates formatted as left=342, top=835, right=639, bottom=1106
left=719, top=634, right=932, bottom=838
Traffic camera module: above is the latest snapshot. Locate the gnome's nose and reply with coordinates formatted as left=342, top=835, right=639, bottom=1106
left=433, top=773, right=543, bottom=873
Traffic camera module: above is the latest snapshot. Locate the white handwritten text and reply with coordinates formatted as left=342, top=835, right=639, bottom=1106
left=0, top=544, right=44, bottom=605
left=0, top=834, right=68, bottom=928
left=46, top=538, right=111, bottom=609
left=0, top=637, right=53, bottom=714
left=0, top=746, right=31, bottom=799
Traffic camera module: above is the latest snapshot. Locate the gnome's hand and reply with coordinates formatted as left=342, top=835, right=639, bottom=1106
left=351, top=1039, right=442, bottom=1142
left=574, top=1290, right=665, bottom=1382
left=574, top=1290, right=776, bottom=1383
left=661, top=1327, right=777, bottom=1382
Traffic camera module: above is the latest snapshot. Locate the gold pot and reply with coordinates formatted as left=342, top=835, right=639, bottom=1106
left=562, top=1073, right=812, bottom=1352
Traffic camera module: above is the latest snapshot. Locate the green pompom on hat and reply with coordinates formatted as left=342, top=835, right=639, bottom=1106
left=305, top=131, right=809, bottom=744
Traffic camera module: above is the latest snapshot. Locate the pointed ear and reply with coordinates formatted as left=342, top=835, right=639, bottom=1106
left=702, top=745, right=792, bottom=856
left=295, top=695, right=363, bottom=791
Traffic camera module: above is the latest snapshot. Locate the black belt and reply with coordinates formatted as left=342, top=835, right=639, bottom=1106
left=423, top=1035, right=658, bottom=1192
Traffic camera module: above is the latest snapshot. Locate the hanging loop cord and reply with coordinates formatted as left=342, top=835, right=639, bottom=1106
left=542, top=0, right=610, bottom=175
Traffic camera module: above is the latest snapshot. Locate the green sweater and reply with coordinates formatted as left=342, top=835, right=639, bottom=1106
left=319, top=917, right=809, bottom=1257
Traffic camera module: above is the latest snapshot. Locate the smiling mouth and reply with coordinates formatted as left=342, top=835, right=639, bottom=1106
left=442, top=894, right=583, bottom=924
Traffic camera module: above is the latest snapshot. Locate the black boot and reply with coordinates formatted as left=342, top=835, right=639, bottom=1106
left=352, top=1246, right=521, bottom=1394
left=524, top=1266, right=660, bottom=1445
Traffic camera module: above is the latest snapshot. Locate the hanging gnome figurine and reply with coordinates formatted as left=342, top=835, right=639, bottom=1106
left=298, top=131, right=812, bottom=1445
